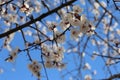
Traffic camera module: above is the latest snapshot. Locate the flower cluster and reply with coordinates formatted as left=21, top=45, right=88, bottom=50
left=3, top=4, right=96, bottom=79
left=41, top=44, right=65, bottom=70
left=26, top=5, right=95, bottom=79
left=0, top=0, right=42, bottom=26
left=28, top=60, right=42, bottom=79
left=19, top=0, right=41, bottom=15
left=59, top=5, right=95, bottom=40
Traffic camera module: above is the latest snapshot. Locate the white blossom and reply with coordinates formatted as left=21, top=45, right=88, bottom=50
left=54, top=31, right=66, bottom=43
left=41, top=44, right=49, bottom=53
left=0, top=68, right=4, bottom=74
left=82, top=52, right=85, bottom=57
left=73, top=5, right=83, bottom=14
left=9, top=4, right=17, bottom=13
left=45, top=61, right=54, bottom=68
left=52, top=52, right=64, bottom=62
left=79, top=20, right=90, bottom=33
left=70, top=18, right=81, bottom=27
left=24, top=30, right=32, bottom=36
left=83, top=63, right=91, bottom=70
left=4, top=21, right=11, bottom=26
left=94, top=2, right=100, bottom=9
left=6, top=47, right=19, bottom=62
left=100, top=1, right=107, bottom=8
left=56, top=46, right=64, bottom=54
left=80, top=0, right=85, bottom=5
left=80, top=14, right=87, bottom=24
left=4, top=33, right=15, bottom=45
left=106, top=59, right=115, bottom=66
left=93, top=70, right=97, bottom=75
left=28, top=60, right=41, bottom=78
left=58, top=9, right=67, bottom=18
left=70, top=28, right=79, bottom=39
left=85, top=75, right=92, bottom=80
left=34, top=1, right=41, bottom=13
left=60, top=19, right=70, bottom=30
left=56, top=63, right=66, bottom=71
left=47, top=21, right=57, bottom=31
left=65, top=13, right=73, bottom=22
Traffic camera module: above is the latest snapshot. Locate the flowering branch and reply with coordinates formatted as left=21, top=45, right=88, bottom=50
left=0, top=0, right=77, bottom=39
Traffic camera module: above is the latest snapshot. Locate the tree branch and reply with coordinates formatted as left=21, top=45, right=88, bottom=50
left=107, top=73, right=120, bottom=80
left=0, top=0, right=77, bottom=39
left=0, top=0, right=13, bottom=6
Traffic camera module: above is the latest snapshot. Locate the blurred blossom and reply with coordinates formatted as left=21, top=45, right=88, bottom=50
left=113, top=22, right=118, bottom=28
left=83, top=63, right=91, bottom=70
left=80, top=0, right=85, bottom=5
left=0, top=0, right=5, bottom=4
left=91, top=51, right=98, bottom=60
left=0, top=68, right=4, bottom=74
left=6, top=47, right=19, bottom=62
left=9, top=4, right=17, bottom=13
left=106, top=59, right=115, bottom=66
left=45, top=61, right=53, bottom=68
left=85, top=74, right=92, bottom=80
left=47, top=21, right=58, bottom=31
left=69, top=77, right=73, bottom=80
left=82, top=52, right=85, bottom=57
left=70, top=18, right=81, bottom=27
left=11, top=68, right=16, bottom=72
left=4, top=44, right=12, bottom=52
left=34, top=1, right=41, bottom=13
left=41, top=44, right=49, bottom=53
left=93, top=70, right=97, bottom=75
left=79, top=22, right=90, bottom=33
left=58, top=9, right=67, bottom=18
left=24, top=30, right=32, bottom=36
left=19, top=16, right=26, bottom=23
left=72, top=47, right=77, bottom=52
left=42, top=27, right=47, bottom=35
left=57, top=63, right=66, bottom=71
left=94, top=2, right=100, bottom=9
left=36, top=21, right=42, bottom=28
left=4, top=21, right=11, bottom=26
left=67, top=49, right=72, bottom=53
left=100, top=1, right=107, bottom=8
left=3, top=33, right=15, bottom=51
left=70, top=28, right=79, bottom=39
left=73, top=5, right=83, bottom=14
left=56, top=15, right=59, bottom=21
left=28, top=60, right=41, bottom=79
left=60, top=18, right=70, bottom=30
left=54, top=0, right=60, bottom=6
left=91, top=39, right=96, bottom=46
left=54, top=31, right=66, bottom=43
left=116, top=29, right=120, bottom=35
left=80, top=14, right=87, bottom=24
left=57, top=46, right=64, bottom=54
